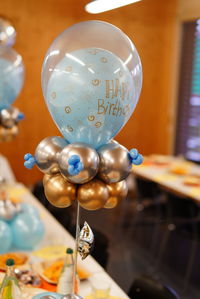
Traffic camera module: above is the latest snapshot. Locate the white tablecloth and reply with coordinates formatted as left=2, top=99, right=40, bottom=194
left=5, top=183, right=130, bottom=299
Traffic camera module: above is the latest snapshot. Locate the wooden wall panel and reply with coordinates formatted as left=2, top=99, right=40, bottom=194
left=0, top=0, right=179, bottom=185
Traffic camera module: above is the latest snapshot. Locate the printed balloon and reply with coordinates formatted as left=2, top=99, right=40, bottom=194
left=42, top=21, right=142, bottom=149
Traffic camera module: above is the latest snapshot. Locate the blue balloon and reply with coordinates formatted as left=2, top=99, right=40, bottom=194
left=45, top=48, right=139, bottom=149
left=20, top=203, right=40, bottom=218
left=0, top=48, right=24, bottom=110
left=11, top=213, right=45, bottom=250
left=0, top=220, right=12, bottom=253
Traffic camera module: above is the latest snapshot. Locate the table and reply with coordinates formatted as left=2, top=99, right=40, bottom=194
left=0, top=155, right=16, bottom=183
left=5, top=183, right=130, bottom=299
left=133, top=155, right=200, bottom=204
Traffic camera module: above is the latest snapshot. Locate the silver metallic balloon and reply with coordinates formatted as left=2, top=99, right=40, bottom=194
left=0, top=197, right=21, bottom=221
left=35, top=136, right=68, bottom=174
left=98, top=140, right=132, bottom=183
left=0, top=17, right=16, bottom=47
left=78, top=221, right=94, bottom=260
left=0, top=107, right=19, bottom=128
left=58, top=143, right=99, bottom=184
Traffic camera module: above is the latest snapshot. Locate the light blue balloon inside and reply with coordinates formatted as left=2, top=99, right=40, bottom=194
left=0, top=220, right=13, bottom=253
left=21, top=203, right=40, bottom=218
left=11, top=213, right=45, bottom=250
left=0, top=57, right=24, bottom=110
left=45, top=48, right=138, bottom=149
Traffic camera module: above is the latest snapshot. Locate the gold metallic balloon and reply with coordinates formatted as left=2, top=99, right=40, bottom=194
left=98, top=140, right=132, bottom=184
left=0, top=126, right=18, bottom=142
left=77, top=179, right=108, bottom=210
left=9, top=125, right=18, bottom=138
left=35, top=136, right=68, bottom=174
left=104, top=180, right=128, bottom=209
left=43, top=173, right=76, bottom=208
left=5, top=126, right=19, bottom=141
left=58, top=143, right=99, bottom=184
left=0, top=107, right=19, bottom=128
left=43, top=174, right=51, bottom=186
left=0, top=126, right=7, bottom=142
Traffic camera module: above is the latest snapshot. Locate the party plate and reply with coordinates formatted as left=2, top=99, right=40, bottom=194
left=34, top=259, right=91, bottom=284
left=21, top=287, right=47, bottom=299
left=0, top=252, right=29, bottom=270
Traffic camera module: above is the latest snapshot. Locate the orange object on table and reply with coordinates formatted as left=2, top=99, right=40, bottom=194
left=40, top=278, right=57, bottom=292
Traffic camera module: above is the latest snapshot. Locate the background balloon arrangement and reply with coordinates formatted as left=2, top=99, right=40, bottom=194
left=0, top=200, right=44, bottom=253
left=0, top=17, right=24, bottom=142
left=24, top=20, right=143, bottom=212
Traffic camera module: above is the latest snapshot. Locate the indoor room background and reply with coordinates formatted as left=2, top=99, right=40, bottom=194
left=0, top=0, right=199, bottom=186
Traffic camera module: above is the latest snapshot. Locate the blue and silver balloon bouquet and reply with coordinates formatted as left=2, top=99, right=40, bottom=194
left=24, top=20, right=143, bottom=298
left=0, top=18, right=24, bottom=142
left=24, top=20, right=143, bottom=211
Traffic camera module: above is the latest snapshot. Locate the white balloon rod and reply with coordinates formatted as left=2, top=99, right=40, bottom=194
left=73, top=202, right=80, bottom=295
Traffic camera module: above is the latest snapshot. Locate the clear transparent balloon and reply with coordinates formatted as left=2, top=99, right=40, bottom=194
left=0, top=46, right=24, bottom=109
left=42, top=21, right=142, bottom=149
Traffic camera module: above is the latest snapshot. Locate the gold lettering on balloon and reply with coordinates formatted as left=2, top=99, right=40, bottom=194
left=88, top=49, right=99, bottom=55
left=101, top=57, right=108, bottom=63
left=88, top=115, right=95, bottom=121
left=119, top=70, right=123, bottom=77
left=97, top=99, right=130, bottom=117
left=65, top=106, right=71, bottom=114
left=67, top=125, right=73, bottom=132
left=92, top=79, right=101, bottom=86
left=95, top=122, right=102, bottom=128
left=105, top=79, right=130, bottom=101
left=65, top=66, right=72, bottom=72
left=51, top=92, right=56, bottom=99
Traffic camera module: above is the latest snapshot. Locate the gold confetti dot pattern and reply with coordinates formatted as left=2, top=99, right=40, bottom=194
left=95, top=122, right=102, bottom=128
left=101, top=57, right=107, bottom=63
left=65, top=66, right=72, bottom=72
left=88, top=115, right=95, bottom=121
left=67, top=125, right=73, bottom=132
left=92, top=79, right=101, bottom=86
left=51, top=92, right=56, bottom=99
left=65, top=106, right=71, bottom=114
left=88, top=49, right=99, bottom=55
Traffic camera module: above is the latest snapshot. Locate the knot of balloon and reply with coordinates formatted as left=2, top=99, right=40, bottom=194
left=24, top=153, right=36, bottom=169
left=129, top=149, right=144, bottom=165
left=68, top=155, right=84, bottom=176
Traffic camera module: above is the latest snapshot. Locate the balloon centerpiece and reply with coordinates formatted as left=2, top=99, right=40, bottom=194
left=24, top=20, right=143, bottom=298
left=0, top=189, right=44, bottom=253
left=0, top=17, right=24, bottom=142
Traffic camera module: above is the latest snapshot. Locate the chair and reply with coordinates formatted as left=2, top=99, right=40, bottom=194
left=128, top=275, right=179, bottom=299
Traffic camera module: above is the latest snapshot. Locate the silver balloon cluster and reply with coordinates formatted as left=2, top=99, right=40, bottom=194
left=24, top=136, right=143, bottom=211
left=0, top=190, right=21, bottom=221
left=0, top=106, right=24, bottom=142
